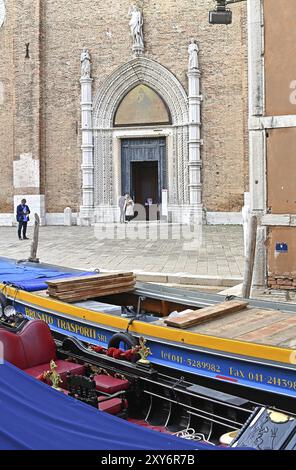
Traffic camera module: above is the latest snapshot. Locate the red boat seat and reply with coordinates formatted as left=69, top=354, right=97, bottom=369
left=94, top=374, right=129, bottom=394
left=97, top=396, right=124, bottom=415
left=18, top=319, right=57, bottom=367
left=25, top=360, right=85, bottom=382
left=0, top=319, right=85, bottom=379
left=0, top=328, right=28, bottom=370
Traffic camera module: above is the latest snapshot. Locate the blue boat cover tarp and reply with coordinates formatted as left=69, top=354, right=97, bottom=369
left=0, top=257, right=94, bottom=292
left=0, top=361, right=214, bottom=450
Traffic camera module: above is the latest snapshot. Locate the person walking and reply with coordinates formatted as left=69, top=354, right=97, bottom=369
left=16, top=199, right=30, bottom=240
left=124, top=194, right=135, bottom=222
left=118, top=194, right=126, bottom=223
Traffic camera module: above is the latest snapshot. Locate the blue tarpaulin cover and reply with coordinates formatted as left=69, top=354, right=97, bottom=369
left=0, top=361, right=214, bottom=450
left=0, top=257, right=94, bottom=292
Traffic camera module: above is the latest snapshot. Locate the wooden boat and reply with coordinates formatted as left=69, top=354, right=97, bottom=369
left=1, top=315, right=295, bottom=449
left=0, top=256, right=295, bottom=419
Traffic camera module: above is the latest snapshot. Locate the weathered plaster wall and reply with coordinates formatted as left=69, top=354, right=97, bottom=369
left=264, top=0, right=296, bottom=117
left=267, top=127, right=296, bottom=214
left=267, top=227, right=296, bottom=289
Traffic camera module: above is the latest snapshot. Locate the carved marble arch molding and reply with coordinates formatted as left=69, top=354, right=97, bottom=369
left=93, top=57, right=189, bottom=128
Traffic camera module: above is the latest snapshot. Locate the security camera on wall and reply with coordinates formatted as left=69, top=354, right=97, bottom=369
left=209, top=9, right=232, bottom=24
left=209, top=0, right=233, bottom=24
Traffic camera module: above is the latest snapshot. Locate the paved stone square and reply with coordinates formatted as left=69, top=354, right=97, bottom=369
left=0, top=225, right=244, bottom=281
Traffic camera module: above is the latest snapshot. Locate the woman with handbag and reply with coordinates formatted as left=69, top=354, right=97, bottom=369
left=124, top=194, right=135, bottom=222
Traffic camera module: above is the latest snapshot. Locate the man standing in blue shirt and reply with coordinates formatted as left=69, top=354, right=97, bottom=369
left=16, top=199, right=30, bottom=240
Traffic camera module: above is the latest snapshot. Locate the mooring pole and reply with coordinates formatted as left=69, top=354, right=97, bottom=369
left=242, top=215, right=258, bottom=299
left=28, top=213, right=40, bottom=263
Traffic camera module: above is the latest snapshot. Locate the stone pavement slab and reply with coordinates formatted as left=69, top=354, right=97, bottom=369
left=0, top=225, right=244, bottom=285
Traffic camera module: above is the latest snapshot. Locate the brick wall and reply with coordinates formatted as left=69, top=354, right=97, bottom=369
left=0, top=0, right=248, bottom=214
left=0, top=0, right=14, bottom=212
left=13, top=0, right=42, bottom=196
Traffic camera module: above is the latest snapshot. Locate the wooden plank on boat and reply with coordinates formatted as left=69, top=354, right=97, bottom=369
left=48, top=281, right=135, bottom=294
left=189, top=308, right=285, bottom=338
left=46, top=271, right=136, bottom=302
left=48, top=280, right=135, bottom=297
left=235, top=318, right=296, bottom=344
left=46, top=272, right=134, bottom=287
left=49, top=276, right=135, bottom=294
left=164, top=300, right=249, bottom=329
left=47, top=275, right=135, bottom=294
left=50, top=286, right=136, bottom=303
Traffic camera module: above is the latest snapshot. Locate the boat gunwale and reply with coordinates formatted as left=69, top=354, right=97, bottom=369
left=2, top=282, right=295, bottom=367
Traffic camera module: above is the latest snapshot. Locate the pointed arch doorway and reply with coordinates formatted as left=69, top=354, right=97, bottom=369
left=92, top=57, right=191, bottom=223
left=115, top=84, right=169, bottom=220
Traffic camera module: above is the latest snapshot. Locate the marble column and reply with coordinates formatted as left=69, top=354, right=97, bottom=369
left=247, top=0, right=266, bottom=288
left=187, top=41, right=202, bottom=207
left=80, top=72, right=94, bottom=225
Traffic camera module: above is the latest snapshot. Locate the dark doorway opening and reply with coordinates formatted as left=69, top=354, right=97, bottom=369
left=121, top=137, right=166, bottom=221
left=131, top=161, right=158, bottom=205
left=131, top=161, right=159, bottom=220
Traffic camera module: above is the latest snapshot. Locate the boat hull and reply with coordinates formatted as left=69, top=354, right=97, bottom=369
left=12, top=297, right=296, bottom=401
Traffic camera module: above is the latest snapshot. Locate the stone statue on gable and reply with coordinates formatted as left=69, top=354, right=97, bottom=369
left=188, top=39, right=199, bottom=70
left=81, top=47, right=91, bottom=79
left=128, top=5, right=144, bottom=50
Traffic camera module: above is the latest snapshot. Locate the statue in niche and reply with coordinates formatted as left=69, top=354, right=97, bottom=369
left=128, top=5, right=144, bottom=49
left=81, top=47, right=91, bottom=78
left=188, top=39, right=199, bottom=70
left=0, top=0, right=6, bottom=29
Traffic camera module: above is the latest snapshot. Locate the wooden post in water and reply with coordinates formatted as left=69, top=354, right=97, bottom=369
left=242, top=215, right=257, bottom=299
left=28, top=213, right=40, bottom=263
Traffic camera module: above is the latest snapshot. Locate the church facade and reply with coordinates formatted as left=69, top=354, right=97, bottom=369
left=0, top=0, right=248, bottom=225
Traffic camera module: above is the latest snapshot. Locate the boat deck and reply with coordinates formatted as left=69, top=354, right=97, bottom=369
left=34, top=288, right=296, bottom=350
left=155, top=306, right=296, bottom=349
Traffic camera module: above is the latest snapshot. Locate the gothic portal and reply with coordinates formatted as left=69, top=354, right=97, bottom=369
left=80, top=55, right=202, bottom=224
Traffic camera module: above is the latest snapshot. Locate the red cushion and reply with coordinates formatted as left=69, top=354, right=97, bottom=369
left=18, top=320, right=57, bottom=367
left=0, top=329, right=27, bottom=369
left=25, top=360, right=85, bottom=385
left=94, top=374, right=129, bottom=394
left=25, top=363, right=55, bottom=378
left=55, top=360, right=85, bottom=383
left=0, top=320, right=85, bottom=386
left=98, top=397, right=123, bottom=414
